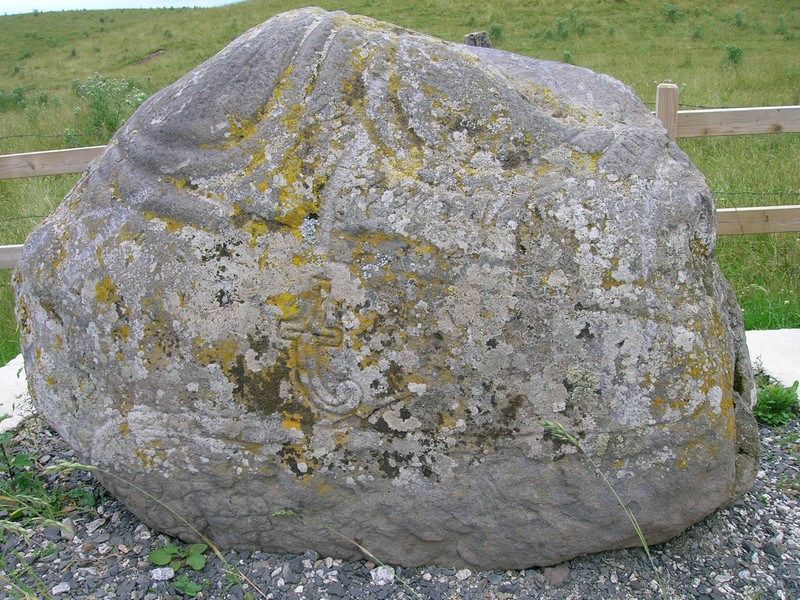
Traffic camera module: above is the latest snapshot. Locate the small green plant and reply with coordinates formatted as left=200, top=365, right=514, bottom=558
left=724, top=43, right=744, bottom=66
left=776, top=15, right=788, bottom=35
left=173, top=574, right=204, bottom=597
left=223, top=571, right=256, bottom=599
left=692, top=26, right=703, bottom=40
left=0, top=548, right=51, bottom=599
left=734, top=10, right=746, bottom=28
left=149, top=542, right=208, bottom=572
left=562, top=50, right=574, bottom=64
left=489, top=23, right=504, bottom=43
left=70, top=73, right=147, bottom=143
left=663, top=4, right=680, bottom=23
left=16, top=50, right=32, bottom=60
left=49, top=460, right=266, bottom=597
left=570, top=11, right=587, bottom=36
left=65, top=485, right=97, bottom=509
left=557, top=17, right=569, bottom=39
left=776, top=474, right=800, bottom=496
left=0, top=416, right=72, bottom=541
left=754, top=381, right=799, bottom=427
left=774, top=430, right=800, bottom=446
left=538, top=419, right=667, bottom=600
left=0, top=86, right=28, bottom=111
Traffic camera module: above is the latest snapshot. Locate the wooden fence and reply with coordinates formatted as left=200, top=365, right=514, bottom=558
left=654, top=83, right=800, bottom=236
left=0, top=84, right=798, bottom=270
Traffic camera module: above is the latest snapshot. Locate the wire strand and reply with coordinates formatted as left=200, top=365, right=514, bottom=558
left=0, top=215, right=49, bottom=224
left=0, top=131, right=105, bottom=142
left=715, top=191, right=800, bottom=196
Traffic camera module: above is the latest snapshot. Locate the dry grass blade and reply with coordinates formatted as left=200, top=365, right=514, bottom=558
left=539, top=419, right=668, bottom=599
left=272, top=508, right=424, bottom=600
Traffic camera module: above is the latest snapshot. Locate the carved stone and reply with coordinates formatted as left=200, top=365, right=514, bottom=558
left=15, top=8, right=758, bottom=569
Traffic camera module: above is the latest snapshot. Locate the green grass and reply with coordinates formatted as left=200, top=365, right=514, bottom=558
left=1, top=0, right=799, bottom=363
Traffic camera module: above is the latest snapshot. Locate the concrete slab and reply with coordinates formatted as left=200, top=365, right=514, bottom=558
left=1, top=330, right=798, bottom=433
left=0, top=354, right=34, bottom=433
left=745, top=329, right=800, bottom=388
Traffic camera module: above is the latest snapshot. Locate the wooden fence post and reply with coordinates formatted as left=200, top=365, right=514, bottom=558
left=463, top=31, right=491, bottom=47
left=656, top=82, right=679, bottom=140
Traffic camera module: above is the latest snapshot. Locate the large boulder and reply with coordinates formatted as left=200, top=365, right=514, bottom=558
left=14, top=8, right=758, bottom=569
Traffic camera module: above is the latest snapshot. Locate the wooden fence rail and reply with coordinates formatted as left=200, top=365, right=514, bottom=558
left=0, top=146, right=104, bottom=180
left=655, top=83, right=800, bottom=139
left=0, top=84, right=798, bottom=270
left=0, top=245, right=22, bottom=271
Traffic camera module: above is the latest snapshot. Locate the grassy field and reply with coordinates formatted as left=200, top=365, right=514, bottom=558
left=0, top=0, right=798, bottom=365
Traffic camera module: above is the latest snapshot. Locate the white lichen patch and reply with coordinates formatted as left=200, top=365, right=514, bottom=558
left=407, top=382, right=427, bottom=396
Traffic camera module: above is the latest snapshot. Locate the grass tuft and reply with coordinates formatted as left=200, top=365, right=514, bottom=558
left=723, top=43, right=744, bottom=67
left=489, top=23, right=503, bottom=43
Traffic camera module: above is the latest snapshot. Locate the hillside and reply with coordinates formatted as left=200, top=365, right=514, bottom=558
left=0, top=0, right=798, bottom=362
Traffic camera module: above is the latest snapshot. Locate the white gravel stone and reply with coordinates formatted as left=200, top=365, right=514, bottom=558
left=150, top=567, right=175, bottom=581
left=51, top=582, right=71, bottom=595
left=370, top=565, right=396, bottom=586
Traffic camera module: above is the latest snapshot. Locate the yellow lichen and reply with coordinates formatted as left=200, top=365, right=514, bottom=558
left=143, top=211, right=185, bottom=233
left=134, top=444, right=166, bottom=470
left=164, top=175, right=189, bottom=190
left=600, top=267, right=624, bottom=290
left=50, top=231, right=69, bottom=271
left=282, top=413, right=303, bottom=431
left=267, top=292, right=298, bottom=320
left=220, top=64, right=296, bottom=152
left=242, top=219, right=269, bottom=247
left=194, top=337, right=240, bottom=376
left=278, top=442, right=319, bottom=478
left=242, top=442, right=263, bottom=454
left=96, top=277, right=121, bottom=304
left=440, top=413, right=458, bottom=429
left=117, top=224, right=139, bottom=243
left=570, top=151, right=600, bottom=173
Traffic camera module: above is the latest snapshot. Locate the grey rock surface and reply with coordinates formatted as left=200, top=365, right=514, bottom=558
left=14, top=8, right=758, bottom=569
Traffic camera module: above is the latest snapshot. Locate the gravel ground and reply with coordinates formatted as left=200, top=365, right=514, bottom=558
left=1, top=416, right=798, bottom=600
